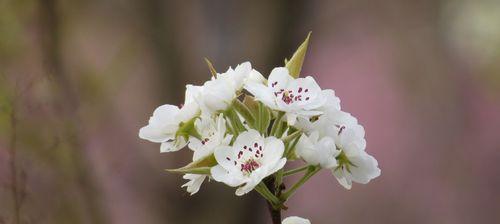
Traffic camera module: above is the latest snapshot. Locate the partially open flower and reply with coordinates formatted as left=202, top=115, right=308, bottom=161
left=197, top=62, right=264, bottom=115
left=180, top=114, right=233, bottom=194
left=245, top=67, right=328, bottom=125
left=211, top=129, right=286, bottom=196
left=296, top=131, right=339, bottom=169
left=332, top=126, right=380, bottom=189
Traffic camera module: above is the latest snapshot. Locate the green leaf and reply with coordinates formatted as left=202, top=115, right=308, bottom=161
left=285, top=32, right=311, bottom=78
left=204, top=57, right=217, bottom=77
left=166, top=154, right=217, bottom=175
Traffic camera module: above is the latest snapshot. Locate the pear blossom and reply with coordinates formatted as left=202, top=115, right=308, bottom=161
left=197, top=62, right=264, bottom=114
left=188, top=114, right=232, bottom=160
left=138, top=33, right=383, bottom=223
left=211, top=129, right=286, bottom=196
left=181, top=115, right=232, bottom=194
left=295, top=131, right=339, bottom=169
left=332, top=126, right=380, bottom=189
left=282, top=216, right=311, bottom=224
left=296, top=109, right=380, bottom=189
left=138, top=85, right=201, bottom=152
left=245, top=67, right=328, bottom=125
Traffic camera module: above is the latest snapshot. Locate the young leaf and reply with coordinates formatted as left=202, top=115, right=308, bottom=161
left=166, top=154, right=217, bottom=174
left=285, top=32, right=311, bottom=78
left=204, top=57, right=217, bottom=77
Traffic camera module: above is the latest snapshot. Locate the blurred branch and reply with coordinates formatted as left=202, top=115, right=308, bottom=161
left=8, top=88, right=22, bottom=224
left=142, top=0, right=184, bottom=104
left=38, top=0, right=108, bottom=223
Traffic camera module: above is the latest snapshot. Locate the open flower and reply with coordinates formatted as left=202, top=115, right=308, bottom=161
left=245, top=67, right=328, bottom=125
left=181, top=114, right=232, bottom=195
left=138, top=85, right=201, bottom=152
left=211, top=129, right=286, bottom=196
left=197, top=62, right=264, bottom=115
left=295, top=131, right=339, bottom=169
left=282, top=216, right=311, bottom=224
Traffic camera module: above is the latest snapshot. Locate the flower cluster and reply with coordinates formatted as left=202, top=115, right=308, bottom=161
left=138, top=34, right=380, bottom=223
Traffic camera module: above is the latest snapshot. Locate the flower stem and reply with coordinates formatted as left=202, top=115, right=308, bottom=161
left=283, top=165, right=309, bottom=176
left=255, top=182, right=281, bottom=206
left=280, top=165, right=320, bottom=201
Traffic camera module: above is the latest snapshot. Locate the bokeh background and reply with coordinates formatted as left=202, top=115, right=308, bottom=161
left=1, top=0, right=500, bottom=223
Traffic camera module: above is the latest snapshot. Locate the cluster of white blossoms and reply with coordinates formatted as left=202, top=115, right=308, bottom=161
left=138, top=34, right=380, bottom=223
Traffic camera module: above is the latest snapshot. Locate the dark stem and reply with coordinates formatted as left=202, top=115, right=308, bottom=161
left=266, top=202, right=282, bottom=224
left=264, top=177, right=283, bottom=224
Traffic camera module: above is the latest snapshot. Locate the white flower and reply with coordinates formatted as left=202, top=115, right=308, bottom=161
left=332, top=126, right=380, bottom=189
left=282, top=216, right=311, bottom=224
left=138, top=85, right=202, bottom=152
left=245, top=67, right=328, bottom=125
left=188, top=114, right=232, bottom=160
left=181, top=115, right=232, bottom=195
left=295, top=131, right=339, bottom=169
left=211, top=129, right=286, bottom=196
left=181, top=174, right=206, bottom=195
left=296, top=110, right=380, bottom=189
left=197, top=62, right=263, bottom=114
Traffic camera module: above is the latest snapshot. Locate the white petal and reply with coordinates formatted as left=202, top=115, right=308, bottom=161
left=266, top=158, right=287, bottom=176
left=321, top=89, right=341, bottom=111
left=182, top=174, right=206, bottom=195
left=247, top=69, right=266, bottom=84
left=150, top=104, right=180, bottom=124
left=261, top=137, right=285, bottom=165
left=268, top=67, right=292, bottom=91
left=138, top=125, right=173, bottom=143
left=160, top=138, right=186, bottom=153
left=244, top=82, right=277, bottom=109
left=282, top=216, right=311, bottom=224
left=333, top=168, right=352, bottom=190
left=348, top=152, right=381, bottom=184
left=210, top=165, right=245, bottom=187
left=214, top=146, right=238, bottom=171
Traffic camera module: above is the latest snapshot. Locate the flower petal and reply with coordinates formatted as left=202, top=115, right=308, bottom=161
left=282, top=216, right=311, bottom=224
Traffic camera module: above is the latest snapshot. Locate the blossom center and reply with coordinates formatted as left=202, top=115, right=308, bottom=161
left=273, top=86, right=310, bottom=105
left=240, top=159, right=260, bottom=174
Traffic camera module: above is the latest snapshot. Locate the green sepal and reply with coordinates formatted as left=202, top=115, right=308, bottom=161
left=257, top=102, right=271, bottom=135
left=165, top=154, right=217, bottom=175
left=285, top=32, right=311, bottom=78
left=232, top=98, right=255, bottom=126
left=176, top=117, right=201, bottom=140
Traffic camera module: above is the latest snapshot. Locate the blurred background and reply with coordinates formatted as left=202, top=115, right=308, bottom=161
left=1, top=0, right=500, bottom=223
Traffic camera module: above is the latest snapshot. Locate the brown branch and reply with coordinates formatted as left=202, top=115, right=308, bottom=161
left=264, top=177, right=284, bottom=224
